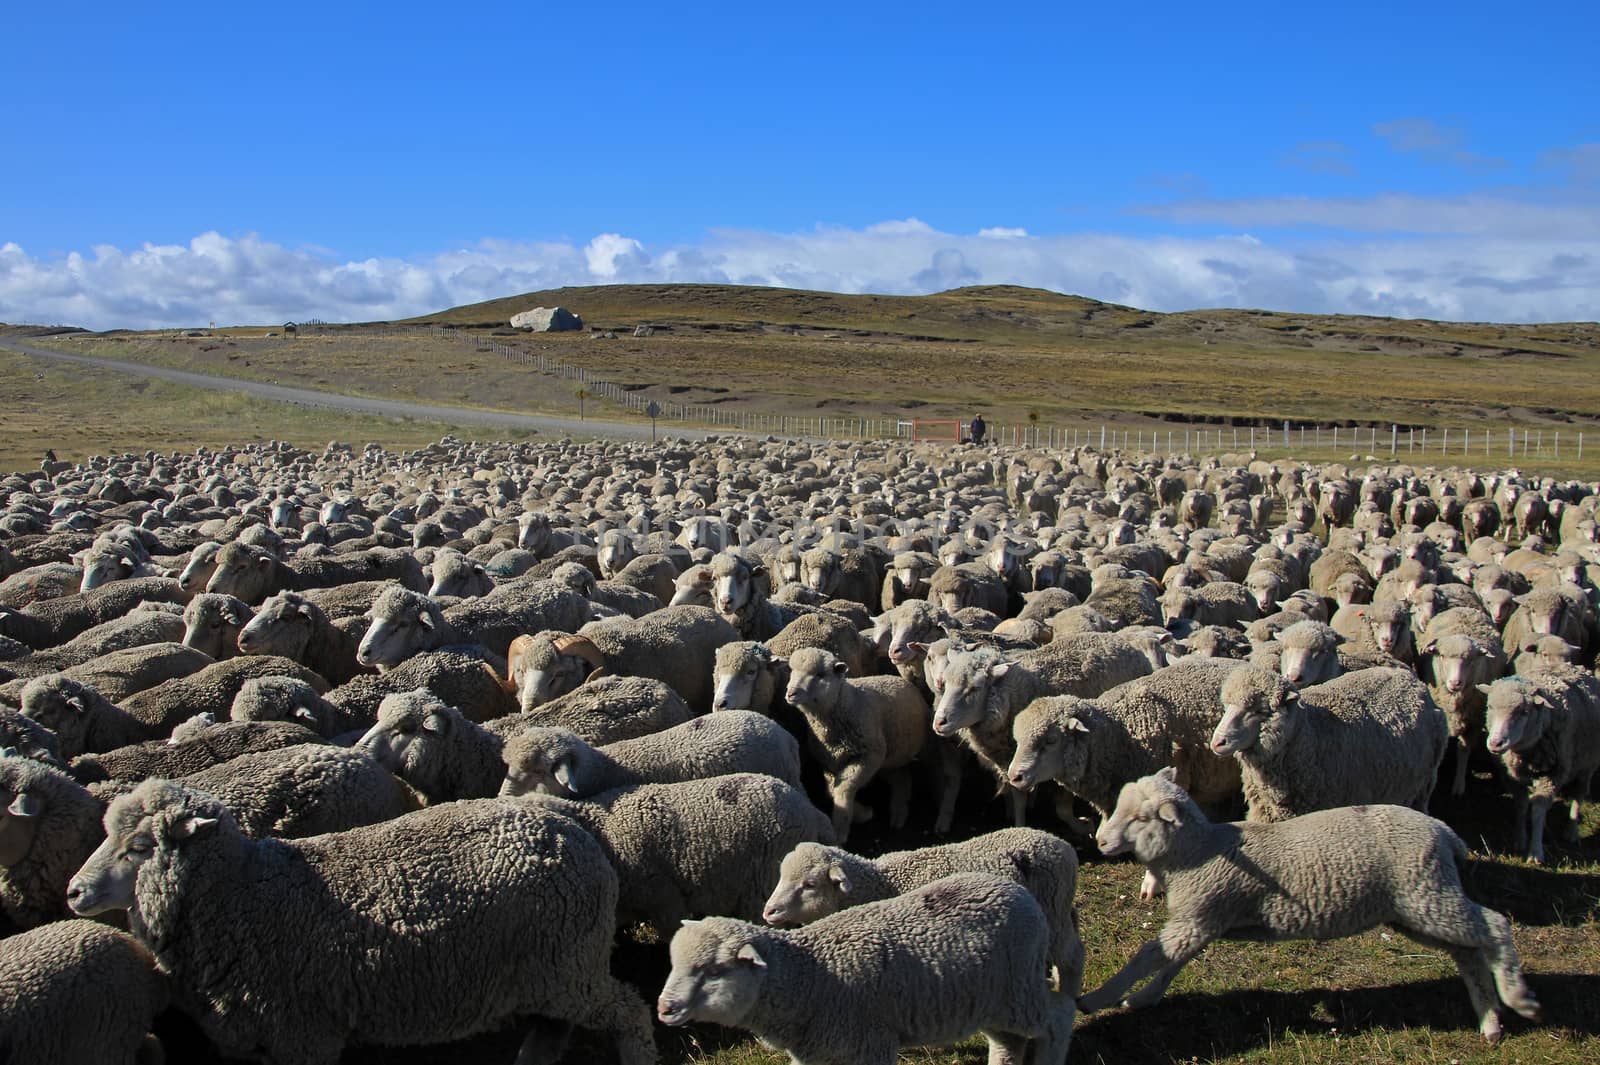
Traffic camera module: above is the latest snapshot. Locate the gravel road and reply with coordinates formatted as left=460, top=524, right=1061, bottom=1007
left=0, top=336, right=704, bottom=442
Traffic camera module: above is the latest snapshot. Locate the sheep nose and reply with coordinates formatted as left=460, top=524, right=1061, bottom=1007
left=1008, top=770, right=1029, bottom=789
left=1210, top=737, right=1229, bottom=754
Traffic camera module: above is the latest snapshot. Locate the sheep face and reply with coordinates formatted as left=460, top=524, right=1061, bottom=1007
left=1160, top=588, right=1197, bottom=626
left=69, top=783, right=221, bottom=916
left=658, top=918, right=765, bottom=1029
left=1007, top=700, right=1090, bottom=791
left=711, top=557, right=763, bottom=617
left=800, top=549, right=840, bottom=596
left=19, top=679, right=96, bottom=759
left=1482, top=680, right=1549, bottom=755
left=885, top=603, right=943, bottom=667
left=761, top=844, right=848, bottom=926
left=669, top=565, right=714, bottom=608
left=356, top=589, right=439, bottom=670
left=357, top=694, right=450, bottom=792
left=268, top=499, right=300, bottom=531
left=0, top=764, right=45, bottom=868
left=712, top=644, right=772, bottom=713
left=1425, top=636, right=1485, bottom=695
left=1332, top=571, right=1372, bottom=608
left=428, top=551, right=492, bottom=599
left=597, top=531, right=636, bottom=578
left=237, top=593, right=315, bottom=659
left=783, top=651, right=847, bottom=712
left=230, top=678, right=325, bottom=730
left=204, top=542, right=278, bottom=603
left=1482, top=589, right=1516, bottom=628
left=516, top=512, right=551, bottom=555
left=515, top=642, right=592, bottom=712
left=1244, top=571, right=1284, bottom=615
left=931, top=648, right=1008, bottom=735
left=0, top=710, right=65, bottom=769
left=1095, top=768, right=1189, bottom=862
left=182, top=594, right=253, bottom=660
left=1274, top=623, right=1341, bottom=686
left=1515, top=593, right=1569, bottom=638
left=498, top=729, right=585, bottom=798
left=79, top=550, right=142, bottom=593
left=1212, top=671, right=1295, bottom=756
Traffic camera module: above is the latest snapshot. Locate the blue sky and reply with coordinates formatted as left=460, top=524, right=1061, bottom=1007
left=3, top=1, right=1597, bottom=327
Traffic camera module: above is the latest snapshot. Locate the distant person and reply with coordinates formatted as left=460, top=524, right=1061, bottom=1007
left=969, top=414, right=986, bottom=445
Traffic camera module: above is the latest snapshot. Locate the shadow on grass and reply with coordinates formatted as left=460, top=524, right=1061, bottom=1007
left=1464, top=857, right=1600, bottom=926
left=1072, top=972, right=1600, bottom=1064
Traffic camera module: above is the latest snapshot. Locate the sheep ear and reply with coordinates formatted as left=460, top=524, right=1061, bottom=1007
left=256, top=555, right=275, bottom=569
left=1156, top=801, right=1183, bottom=825
left=7, top=792, right=42, bottom=818
left=1269, top=631, right=1284, bottom=643
left=989, top=662, right=1011, bottom=680
left=1156, top=766, right=1179, bottom=783
left=1281, top=690, right=1300, bottom=705
left=1475, top=683, right=1494, bottom=696
left=292, top=707, right=319, bottom=725
left=66, top=695, right=89, bottom=714
left=119, top=555, right=136, bottom=570
left=750, top=563, right=767, bottom=579
left=421, top=712, right=446, bottom=734
left=827, top=864, right=852, bottom=894
left=473, top=564, right=486, bottom=576
left=298, top=602, right=315, bottom=617
left=1533, top=694, right=1553, bottom=709
left=831, top=660, right=848, bottom=676
left=552, top=757, right=578, bottom=793
left=906, top=641, right=928, bottom=654
left=172, top=815, right=218, bottom=840
left=416, top=609, right=435, bottom=631
left=735, top=943, right=767, bottom=969
left=1065, top=716, right=1090, bottom=734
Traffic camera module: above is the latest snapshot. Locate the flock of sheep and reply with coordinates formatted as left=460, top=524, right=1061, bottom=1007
left=0, top=431, right=1596, bottom=1064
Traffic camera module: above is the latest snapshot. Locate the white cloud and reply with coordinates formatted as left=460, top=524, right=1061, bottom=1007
left=979, top=227, right=1029, bottom=238
left=2, top=206, right=1598, bottom=330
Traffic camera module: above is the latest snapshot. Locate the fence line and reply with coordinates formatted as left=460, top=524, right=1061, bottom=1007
left=294, top=324, right=1587, bottom=461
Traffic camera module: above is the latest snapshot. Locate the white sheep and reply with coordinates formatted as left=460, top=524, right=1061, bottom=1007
left=761, top=829, right=1084, bottom=995
left=499, top=710, right=801, bottom=799
left=0, top=919, right=169, bottom=1065
left=356, top=689, right=507, bottom=802
left=523, top=773, right=835, bottom=935
left=1416, top=606, right=1508, bottom=796
left=67, top=781, right=656, bottom=1064
left=1211, top=666, right=1448, bottom=821
left=658, top=872, right=1075, bottom=1065
left=1481, top=670, right=1600, bottom=863
left=784, top=646, right=935, bottom=840
left=1079, top=768, right=1542, bottom=1044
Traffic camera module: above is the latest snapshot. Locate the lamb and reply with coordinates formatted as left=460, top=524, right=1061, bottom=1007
left=67, top=781, right=657, bottom=1065
left=784, top=646, right=939, bottom=840
left=1511, top=634, right=1579, bottom=675
left=514, top=604, right=738, bottom=713
left=426, top=547, right=494, bottom=598
left=1481, top=671, right=1600, bottom=863
left=931, top=635, right=1153, bottom=821
left=179, top=592, right=253, bottom=660
left=1078, top=768, right=1542, bottom=1044
left=525, top=773, right=835, bottom=936
left=323, top=648, right=518, bottom=725
left=519, top=674, right=696, bottom=744
left=1330, top=599, right=1416, bottom=663
left=114, top=655, right=329, bottom=740
left=499, top=711, right=801, bottom=799
left=657, top=873, right=1074, bottom=1065
left=1159, top=581, right=1260, bottom=630
left=1416, top=607, right=1508, bottom=796
left=237, top=590, right=368, bottom=685
left=1211, top=666, right=1449, bottom=821
left=713, top=612, right=875, bottom=715
left=228, top=675, right=367, bottom=739
left=926, top=561, right=1009, bottom=617
left=0, top=920, right=169, bottom=1065
left=356, top=690, right=507, bottom=802
left=710, top=551, right=814, bottom=640
left=204, top=541, right=427, bottom=603
left=355, top=583, right=590, bottom=670
left=175, top=539, right=223, bottom=595
left=800, top=544, right=881, bottom=606
left=0, top=754, right=107, bottom=927
left=761, top=829, right=1084, bottom=995
left=1, top=605, right=189, bottom=682
left=1008, top=657, right=1245, bottom=821
left=69, top=717, right=326, bottom=784
left=0, top=577, right=185, bottom=649
left=0, top=706, right=66, bottom=768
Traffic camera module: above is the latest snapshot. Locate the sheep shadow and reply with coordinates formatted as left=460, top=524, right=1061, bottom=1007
left=1071, top=972, right=1600, bottom=1064
left=1462, top=857, right=1600, bottom=926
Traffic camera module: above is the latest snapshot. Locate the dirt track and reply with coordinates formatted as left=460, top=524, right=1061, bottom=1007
left=0, top=337, right=706, bottom=442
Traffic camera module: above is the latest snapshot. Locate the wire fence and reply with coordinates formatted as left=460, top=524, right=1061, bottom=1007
left=292, top=323, right=1588, bottom=461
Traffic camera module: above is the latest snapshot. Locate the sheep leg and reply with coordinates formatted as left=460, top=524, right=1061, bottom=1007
left=1564, top=771, right=1592, bottom=843
left=512, top=1017, right=574, bottom=1065
left=1028, top=996, right=1077, bottom=1065
left=1394, top=926, right=1504, bottom=1042
left=1450, top=736, right=1471, bottom=797
left=885, top=767, right=913, bottom=830
left=572, top=975, right=658, bottom=1065
left=981, top=1029, right=1031, bottom=1065
left=1525, top=793, right=1553, bottom=864
left=826, top=764, right=870, bottom=843
left=933, top=737, right=962, bottom=834
left=1393, top=894, right=1541, bottom=1027
left=1053, top=918, right=1087, bottom=997
left=1139, top=870, right=1166, bottom=901
left=1078, top=925, right=1210, bottom=1013
left=1006, top=783, right=1027, bottom=827
left=1509, top=791, right=1530, bottom=856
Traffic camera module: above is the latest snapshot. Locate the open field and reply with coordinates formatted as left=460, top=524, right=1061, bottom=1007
left=0, top=347, right=547, bottom=470
left=9, top=282, right=1600, bottom=479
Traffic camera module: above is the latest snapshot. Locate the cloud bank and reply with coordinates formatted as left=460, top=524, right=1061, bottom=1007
left=2, top=201, right=1597, bottom=330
